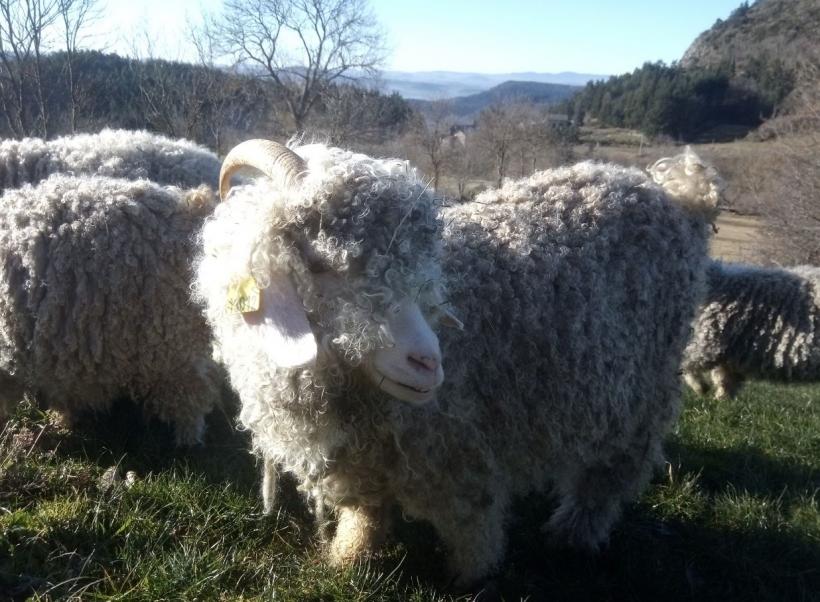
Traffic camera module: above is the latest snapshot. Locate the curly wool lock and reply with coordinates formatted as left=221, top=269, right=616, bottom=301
left=683, top=260, right=820, bottom=399
left=0, top=128, right=221, bottom=192
left=0, top=174, right=222, bottom=445
left=195, top=143, right=719, bottom=585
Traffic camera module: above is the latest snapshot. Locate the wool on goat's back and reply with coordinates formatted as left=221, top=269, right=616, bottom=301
left=442, top=161, right=707, bottom=458
left=0, top=128, right=221, bottom=193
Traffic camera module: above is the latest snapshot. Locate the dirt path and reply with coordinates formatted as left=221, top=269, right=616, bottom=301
left=711, top=212, right=765, bottom=263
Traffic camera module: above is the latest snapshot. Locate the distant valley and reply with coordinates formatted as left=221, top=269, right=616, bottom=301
left=408, top=80, right=582, bottom=119
left=373, top=69, right=608, bottom=100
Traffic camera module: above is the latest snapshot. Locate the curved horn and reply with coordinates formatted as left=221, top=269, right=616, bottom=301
left=219, top=139, right=307, bottom=201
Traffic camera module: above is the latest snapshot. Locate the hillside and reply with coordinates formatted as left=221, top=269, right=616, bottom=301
left=562, top=0, right=820, bottom=141
left=682, top=0, right=820, bottom=88
left=411, top=80, right=580, bottom=119
left=0, top=50, right=413, bottom=150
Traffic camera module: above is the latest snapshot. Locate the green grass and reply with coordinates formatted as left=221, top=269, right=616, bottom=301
left=1, top=381, right=818, bottom=601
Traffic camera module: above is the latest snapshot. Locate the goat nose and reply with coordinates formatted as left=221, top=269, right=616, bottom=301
left=407, top=353, right=438, bottom=373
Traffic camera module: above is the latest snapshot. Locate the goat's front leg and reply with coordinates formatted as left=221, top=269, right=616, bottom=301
left=328, top=505, right=388, bottom=566
left=261, top=456, right=279, bottom=515
left=711, top=364, right=743, bottom=399
left=683, top=369, right=710, bottom=396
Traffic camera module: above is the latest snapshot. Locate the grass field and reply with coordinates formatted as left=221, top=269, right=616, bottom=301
left=2, top=378, right=818, bottom=601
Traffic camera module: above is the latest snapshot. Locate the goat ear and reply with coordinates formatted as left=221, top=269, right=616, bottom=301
left=243, top=272, right=317, bottom=368
left=439, top=308, right=464, bottom=330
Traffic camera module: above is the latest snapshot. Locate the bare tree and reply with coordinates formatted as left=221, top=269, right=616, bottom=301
left=519, top=105, right=577, bottom=171
left=405, top=101, right=455, bottom=190
left=187, top=18, right=287, bottom=152
left=26, top=0, right=56, bottom=136
left=474, top=103, right=578, bottom=188
left=209, top=0, right=385, bottom=133
left=512, top=105, right=552, bottom=177
left=134, top=64, right=186, bottom=138
left=125, top=21, right=280, bottom=152
left=57, top=0, right=97, bottom=133
left=449, top=130, right=484, bottom=201
left=0, top=2, right=28, bottom=136
left=0, top=0, right=98, bottom=137
left=476, top=104, right=521, bottom=187
left=315, top=85, right=408, bottom=145
left=0, top=0, right=60, bottom=137
left=756, top=54, right=820, bottom=264
left=187, top=19, right=237, bottom=151
left=126, top=29, right=183, bottom=138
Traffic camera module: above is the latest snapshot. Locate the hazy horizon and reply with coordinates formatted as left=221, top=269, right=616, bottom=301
left=91, top=0, right=746, bottom=77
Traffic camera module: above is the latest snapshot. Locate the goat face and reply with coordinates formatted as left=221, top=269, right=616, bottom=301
left=218, top=139, right=459, bottom=405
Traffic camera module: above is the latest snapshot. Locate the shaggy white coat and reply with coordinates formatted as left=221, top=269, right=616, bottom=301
left=195, top=143, right=720, bottom=583
left=0, top=174, right=221, bottom=444
left=684, top=261, right=820, bottom=398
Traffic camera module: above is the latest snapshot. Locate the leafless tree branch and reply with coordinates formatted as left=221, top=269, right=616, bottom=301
left=207, top=0, right=385, bottom=132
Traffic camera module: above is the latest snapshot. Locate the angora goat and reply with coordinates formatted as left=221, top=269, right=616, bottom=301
left=0, top=128, right=221, bottom=192
left=194, top=140, right=720, bottom=584
left=684, top=260, right=820, bottom=399
left=0, top=175, right=222, bottom=445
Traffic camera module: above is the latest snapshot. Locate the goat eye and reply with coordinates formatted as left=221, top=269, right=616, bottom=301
left=308, top=259, right=328, bottom=274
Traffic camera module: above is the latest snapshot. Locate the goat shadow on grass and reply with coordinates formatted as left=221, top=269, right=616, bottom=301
left=360, top=485, right=820, bottom=602
left=376, top=439, right=820, bottom=601
left=491, top=501, right=819, bottom=601
left=34, top=392, right=263, bottom=496
left=476, top=437, right=819, bottom=601
left=48, top=395, right=316, bottom=521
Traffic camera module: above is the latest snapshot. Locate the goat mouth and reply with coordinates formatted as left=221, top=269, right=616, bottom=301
left=369, top=368, right=437, bottom=404
left=392, top=380, right=431, bottom=394
left=378, top=373, right=431, bottom=394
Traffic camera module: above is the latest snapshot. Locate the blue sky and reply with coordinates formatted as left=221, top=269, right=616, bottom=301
left=92, top=0, right=746, bottom=75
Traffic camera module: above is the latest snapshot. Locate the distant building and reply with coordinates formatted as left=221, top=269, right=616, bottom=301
left=441, top=123, right=476, bottom=148
left=449, top=123, right=476, bottom=136
left=441, top=113, right=572, bottom=149
left=545, top=113, right=571, bottom=128
left=449, top=131, right=467, bottom=146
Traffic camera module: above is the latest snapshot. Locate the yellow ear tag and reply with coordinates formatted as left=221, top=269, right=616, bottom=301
left=226, top=275, right=261, bottom=314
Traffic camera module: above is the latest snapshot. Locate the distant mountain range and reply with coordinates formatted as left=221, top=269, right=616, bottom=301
left=373, top=70, right=607, bottom=100
left=409, top=80, right=581, bottom=119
